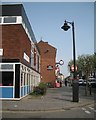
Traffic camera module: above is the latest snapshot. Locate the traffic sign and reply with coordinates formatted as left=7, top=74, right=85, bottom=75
left=71, top=64, right=77, bottom=72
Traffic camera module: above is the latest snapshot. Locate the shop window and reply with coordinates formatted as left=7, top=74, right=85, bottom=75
left=27, top=74, right=30, bottom=85
left=4, top=17, right=16, bottom=23
left=0, top=72, right=2, bottom=86
left=27, top=74, right=28, bottom=85
left=21, top=73, right=23, bottom=86
left=24, top=73, right=26, bottom=86
left=31, top=75, right=34, bottom=85
left=0, top=18, right=2, bottom=23
left=29, top=74, right=31, bottom=85
left=1, top=71, right=13, bottom=86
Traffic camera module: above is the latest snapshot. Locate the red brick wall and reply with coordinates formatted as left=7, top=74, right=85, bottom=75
left=1, top=24, right=31, bottom=66
left=37, top=41, right=56, bottom=86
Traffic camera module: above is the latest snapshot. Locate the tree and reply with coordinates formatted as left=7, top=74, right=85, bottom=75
left=68, top=54, right=94, bottom=96
left=68, top=60, right=73, bottom=72
left=77, top=54, right=93, bottom=95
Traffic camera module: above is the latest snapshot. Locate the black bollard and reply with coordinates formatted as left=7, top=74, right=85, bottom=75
left=72, top=80, right=79, bottom=102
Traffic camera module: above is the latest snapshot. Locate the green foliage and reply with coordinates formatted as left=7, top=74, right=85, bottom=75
left=77, top=54, right=93, bottom=76
left=30, top=82, right=47, bottom=96
left=93, top=54, right=96, bottom=70
left=68, top=59, right=73, bottom=67
left=46, top=82, right=54, bottom=88
left=68, top=54, right=96, bottom=96
left=68, top=54, right=95, bottom=77
left=39, top=82, right=47, bottom=89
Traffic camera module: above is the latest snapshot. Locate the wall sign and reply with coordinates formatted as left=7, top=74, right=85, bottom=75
left=24, top=52, right=30, bottom=63
left=47, top=65, right=53, bottom=70
left=0, top=49, right=3, bottom=56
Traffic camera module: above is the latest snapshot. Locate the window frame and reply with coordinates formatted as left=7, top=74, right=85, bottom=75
left=3, top=16, right=17, bottom=23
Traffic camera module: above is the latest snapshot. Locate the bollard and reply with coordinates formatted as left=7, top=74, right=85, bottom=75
left=72, top=80, right=79, bottom=102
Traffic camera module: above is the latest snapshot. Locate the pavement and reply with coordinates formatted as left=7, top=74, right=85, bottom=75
left=1, top=86, right=95, bottom=112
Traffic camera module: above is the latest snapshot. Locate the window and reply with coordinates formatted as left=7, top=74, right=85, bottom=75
left=1, top=64, right=13, bottom=69
left=31, top=75, right=34, bottom=85
left=24, top=73, right=26, bottom=86
left=21, top=73, right=23, bottom=86
left=27, top=74, right=28, bottom=85
left=4, top=17, right=16, bottom=23
left=0, top=18, right=2, bottom=23
left=0, top=72, right=2, bottom=86
left=34, top=48, right=36, bottom=66
left=37, top=55, right=39, bottom=71
left=1, top=71, right=13, bottom=86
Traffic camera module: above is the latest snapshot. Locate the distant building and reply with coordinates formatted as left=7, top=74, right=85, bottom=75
left=0, top=4, right=40, bottom=100
left=37, top=40, right=57, bottom=87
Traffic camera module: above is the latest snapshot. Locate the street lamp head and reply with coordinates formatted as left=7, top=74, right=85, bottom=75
left=61, top=20, right=70, bottom=31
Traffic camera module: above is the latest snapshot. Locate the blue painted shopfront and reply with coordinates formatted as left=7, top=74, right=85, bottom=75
left=0, top=63, right=20, bottom=99
left=20, top=86, right=30, bottom=97
left=0, top=87, right=14, bottom=98
left=0, top=62, right=40, bottom=100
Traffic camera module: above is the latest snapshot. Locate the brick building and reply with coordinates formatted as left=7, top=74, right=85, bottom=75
left=0, top=4, right=40, bottom=100
left=37, top=40, right=57, bottom=87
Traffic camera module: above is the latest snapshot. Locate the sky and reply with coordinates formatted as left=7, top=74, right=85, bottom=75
left=2, top=1, right=94, bottom=77
left=23, top=2, right=94, bottom=77
left=95, top=1, right=96, bottom=54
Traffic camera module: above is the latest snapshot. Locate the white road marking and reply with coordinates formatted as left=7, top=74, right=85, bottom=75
left=89, top=107, right=94, bottom=110
left=89, top=107, right=96, bottom=112
left=85, top=110, right=91, bottom=114
left=82, top=107, right=91, bottom=114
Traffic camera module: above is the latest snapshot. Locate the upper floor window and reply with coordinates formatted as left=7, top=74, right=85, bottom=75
left=4, top=17, right=16, bottom=23
left=1, top=64, right=13, bottom=70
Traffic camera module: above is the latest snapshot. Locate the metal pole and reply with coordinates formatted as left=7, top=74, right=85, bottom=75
left=72, top=22, right=79, bottom=102
left=72, top=22, right=76, bottom=80
left=61, top=20, right=79, bottom=102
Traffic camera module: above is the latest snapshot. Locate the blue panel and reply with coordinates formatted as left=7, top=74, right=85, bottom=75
left=0, top=87, right=13, bottom=98
left=25, top=86, right=27, bottom=94
left=20, top=86, right=31, bottom=97
left=21, top=87, right=23, bottom=97
left=25, top=86, right=27, bottom=95
left=24, top=86, right=26, bottom=95
left=27, top=86, right=28, bottom=93
left=30, top=86, right=31, bottom=92
left=28, top=86, right=30, bottom=93
left=29, top=86, right=31, bottom=93
left=26, top=86, right=30, bottom=94
left=0, top=88, right=2, bottom=98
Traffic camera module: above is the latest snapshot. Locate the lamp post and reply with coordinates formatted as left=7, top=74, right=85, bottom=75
left=61, top=20, right=79, bottom=102
left=56, top=60, right=64, bottom=65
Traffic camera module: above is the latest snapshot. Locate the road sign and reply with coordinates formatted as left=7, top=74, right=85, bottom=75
left=71, top=64, right=77, bottom=72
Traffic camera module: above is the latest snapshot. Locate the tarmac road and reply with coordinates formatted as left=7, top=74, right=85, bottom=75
left=2, top=104, right=95, bottom=118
